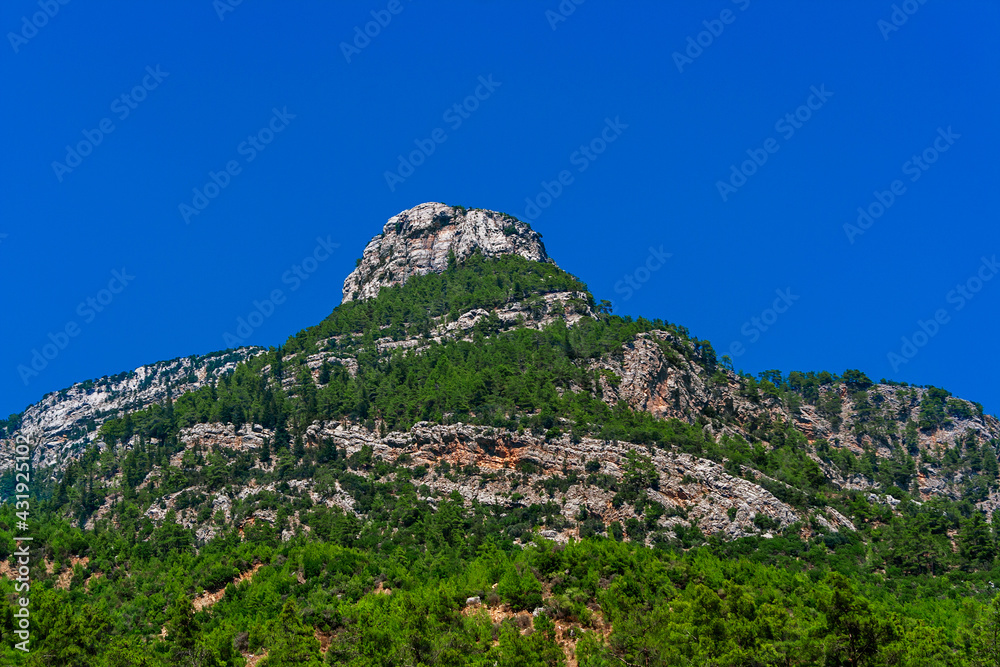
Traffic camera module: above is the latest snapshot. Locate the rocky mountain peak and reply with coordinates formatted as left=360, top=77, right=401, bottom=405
left=341, top=203, right=550, bottom=302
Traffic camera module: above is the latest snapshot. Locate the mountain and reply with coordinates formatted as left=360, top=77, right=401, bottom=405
left=3, top=203, right=1000, bottom=665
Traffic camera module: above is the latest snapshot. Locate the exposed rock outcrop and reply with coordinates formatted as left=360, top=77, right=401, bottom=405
left=1, top=347, right=263, bottom=473
left=141, top=419, right=833, bottom=544
left=591, top=330, right=1000, bottom=505
left=342, top=203, right=550, bottom=302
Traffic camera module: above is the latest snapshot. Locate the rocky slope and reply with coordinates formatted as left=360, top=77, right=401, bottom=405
left=127, top=419, right=846, bottom=547
left=342, top=203, right=550, bottom=302
left=0, top=347, right=262, bottom=473
left=590, top=329, right=1000, bottom=505
left=594, top=331, right=999, bottom=455
left=280, top=288, right=595, bottom=389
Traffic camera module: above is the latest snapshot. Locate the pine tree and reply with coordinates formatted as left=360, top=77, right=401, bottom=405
left=975, top=593, right=1000, bottom=666
left=260, top=436, right=272, bottom=463
left=166, top=594, right=199, bottom=663
left=318, top=359, right=331, bottom=385
left=961, top=512, right=996, bottom=569
left=260, top=599, right=322, bottom=666
left=903, top=419, right=920, bottom=454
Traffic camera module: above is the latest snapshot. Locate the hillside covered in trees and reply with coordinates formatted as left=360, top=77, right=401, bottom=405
left=2, top=204, right=1000, bottom=666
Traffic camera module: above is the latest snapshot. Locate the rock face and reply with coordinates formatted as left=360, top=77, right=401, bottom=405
left=592, top=330, right=1000, bottom=506
left=591, top=331, right=783, bottom=438
left=146, top=419, right=830, bottom=545
left=341, top=203, right=550, bottom=302
left=0, top=348, right=263, bottom=473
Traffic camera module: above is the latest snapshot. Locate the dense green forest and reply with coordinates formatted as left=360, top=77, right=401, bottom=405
left=4, top=253, right=1000, bottom=665
left=7, top=477, right=1000, bottom=665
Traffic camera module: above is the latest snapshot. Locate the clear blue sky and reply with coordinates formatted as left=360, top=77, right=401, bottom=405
left=2, top=1, right=998, bottom=418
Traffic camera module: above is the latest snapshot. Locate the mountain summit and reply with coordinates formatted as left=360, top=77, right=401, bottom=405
left=341, top=203, right=550, bottom=303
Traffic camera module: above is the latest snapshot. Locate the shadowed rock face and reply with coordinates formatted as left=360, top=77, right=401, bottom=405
left=341, top=203, right=550, bottom=303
